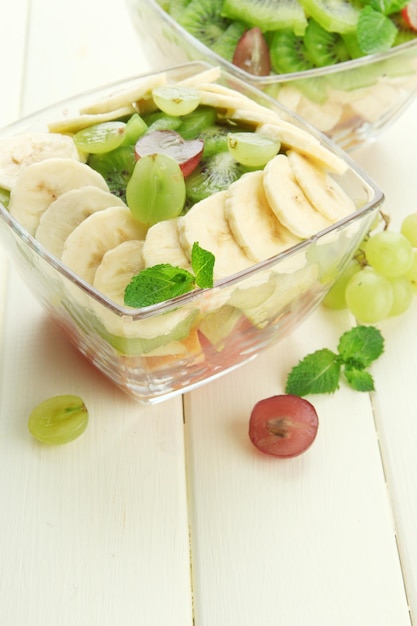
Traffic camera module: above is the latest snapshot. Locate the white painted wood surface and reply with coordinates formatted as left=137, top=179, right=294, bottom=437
left=0, top=0, right=416, bottom=624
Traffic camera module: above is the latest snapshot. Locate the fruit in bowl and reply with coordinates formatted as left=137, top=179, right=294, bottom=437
left=126, top=0, right=417, bottom=149
left=0, top=62, right=383, bottom=404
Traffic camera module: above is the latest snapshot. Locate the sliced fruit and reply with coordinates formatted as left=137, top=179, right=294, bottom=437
left=263, top=154, right=333, bottom=238
left=126, top=153, right=186, bottom=226
left=287, top=149, right=355, bottom=222
left=304, top=18, right=351, bottom=67
left=88, top=144, right=136, bottom=202
left=227, top=131, right=280, bottom=167
left=185, top=150, right=247, bottom=204
left=35, top=186, right=126, bottom=258
left=402, top=1, right=417, bottom=31
left=47, top=106, right=136, bottom=134
left=134, top=129, right=204, bottom=176
left=270, top=29, right=315, bottom=74
left=93, top=240, right=145, bottom=305
left=61, top=205, right=147, bottom=285
left=142, top=217, right=191, bottom=270
left=299, top=0, right=360, bottom=34
left=197, top=304, right=242, bottom=347
left=177, top=189, right=253, bottom=280
left=222, top=0, right=308, bottom=35
left=73, top=121, right=127, bottom=154
left=8, top=157, right=109, bottom=235
left=232, top=27, right=271, bottom=76
left=151, top=85, right=201, bottom=116
left=178, top=0, right=230, bottom=47
left=79, top=73, right=168, bottom=115
left=212, top=21, right=247, bottom=62
left=224, top=170, right=301, bottom=263
left=0, top=132, right=85, bottom=191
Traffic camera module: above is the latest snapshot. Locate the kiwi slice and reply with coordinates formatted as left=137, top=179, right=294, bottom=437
left=212, top=21, right=247, bottom=62
left=270, top=29, right=315, bottom=74
left=185, top=151, right=248, bottom=204
left=299, top=0, right=360, bottom=34
left=142, top=110, right=182, bottom=132
left=221, top=0, right=308, bottom=36
left=304, top=19, right=351, bottom=67
left=168, top=0, right=192, bottom=20
left=178, top=0, right=231, bottom=48
left=177, top=106, right=218, bottom=139
left=88, top=145, right=136, bottom=202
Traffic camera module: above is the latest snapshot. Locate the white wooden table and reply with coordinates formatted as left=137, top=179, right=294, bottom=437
left=1, top=1, right=417, bottom=624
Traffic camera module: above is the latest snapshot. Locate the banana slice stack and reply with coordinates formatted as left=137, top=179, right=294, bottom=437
left=0, top=67, right=361, bottom=354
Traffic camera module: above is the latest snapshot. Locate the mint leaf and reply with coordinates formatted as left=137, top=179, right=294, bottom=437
left=357, top=6, right=398, bottom=54
left=337, top=325, right=384, bottom=369
left=285, top=348, right=341, bottom=396
left=191, top=242, right=215, bottom=289
left=344, top=365, right=375, bottom=392
left=370, top=0, right=409, bottom=14
left=124, top=264, right=196, bottom=307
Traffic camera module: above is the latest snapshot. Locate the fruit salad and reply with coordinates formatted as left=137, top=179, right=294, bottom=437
left=127, top=0, right=417, bottom=148
left=0, top=64, right=381, bottom=402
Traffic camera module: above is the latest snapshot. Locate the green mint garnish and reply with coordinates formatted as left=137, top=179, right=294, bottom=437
left=285, top=325, right=384, bottom=396
left=369, top=0, right=409, bottom=15
left=191, top=241, right=215, bottom=289
left=357, top=6, right=398, bottom=54
left=124, top=242, right=214, bottom=307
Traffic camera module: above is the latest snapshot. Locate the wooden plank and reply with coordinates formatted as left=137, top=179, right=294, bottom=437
left=184, top=308, right=411, bottom=625
left=22, top=0, right=150, bottom=115
left=0, top=0, right=29, bottom=125
left=0, top=271, right=193, bottom=626
left=354, top=97, right=417, bottom=621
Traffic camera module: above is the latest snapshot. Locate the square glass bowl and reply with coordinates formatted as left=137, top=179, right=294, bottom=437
left=0, top=62, right=384, bottom=404
left=125, top=0, right=417, bottom=150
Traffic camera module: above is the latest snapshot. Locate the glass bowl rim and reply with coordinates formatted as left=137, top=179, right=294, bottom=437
left=130, top=0, right=417, bottom=84
left=0, top=61, right=384, bottom=320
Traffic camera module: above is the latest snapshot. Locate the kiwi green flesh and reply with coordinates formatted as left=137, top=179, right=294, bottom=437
left=304, top=19, right=350, bottom=67
left=211, top=20, right=247, bottom=62
left=221, top=0, right=308, bottom=35
left=88, top=145, right=136, bottom=202
left=299, top=0, right=360, bottom=34
left=185, top=151, right=251, bottom=204
left=178, top=0, right=230, bottom=47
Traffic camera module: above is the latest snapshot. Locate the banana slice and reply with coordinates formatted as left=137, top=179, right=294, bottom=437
left=178, top=66, right=222, bottom=87
left=263, top=154, right=333, bottom=239
left=36, top=186, right=126, bottom=258
left=61, top=205, right=147, bottom=285
left=287, top=150, right=356, bottom=222
left=224, top=170, right=301, bottom=263
left=256, top=122, right=349, bottom=175
left=295, top=96, right=343, bottom=133
left=0, top=132, right=85, bottom=191
left=142, top=217, right=191, bottom=270
left=93, top=240, right=145, bottom=305
left=48, top=105, right=136, bottom=134
left=8, top=157, right=109, bottom=235
left=79, top=73, right=168, bottom=115
left=178, top=190, right=253, bottom=280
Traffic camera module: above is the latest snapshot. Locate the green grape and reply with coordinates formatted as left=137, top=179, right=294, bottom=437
left=74, top=121, right=127, bottom=154
left=152, top=85, right=201, bottom=116
left=28, top=395, right=88, bottom=445
left=364, top=230, right=414, bottom=278
left=345, top=267, right=394, bottom=323
left=389, top=276, right=414, bottom=317
left=122, top=113, right=148, bottom=145
left=400, top=212, right=417, bottom=247
left=227, top=132, right=280, bottom=167
left=404, top=249, right=417, bottom=293
left=126, top=153, right=186, bottom=226
left=322, top=259, right=361, bottom=310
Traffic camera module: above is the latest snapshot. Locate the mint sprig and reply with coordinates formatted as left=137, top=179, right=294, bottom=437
left=357, top=6, right=398, bottom=54
left=124, top=241, right=214, bottom=307
left=285, top=325, right=384, bottom=396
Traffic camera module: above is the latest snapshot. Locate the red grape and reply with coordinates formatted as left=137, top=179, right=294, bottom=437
left=249, top=394, right=319, bottom=458
left=233, top=27, right=271, bottom=77
left=402, top=1, right=417, bottom=30
left=134, top=129, right=204, bottom=177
